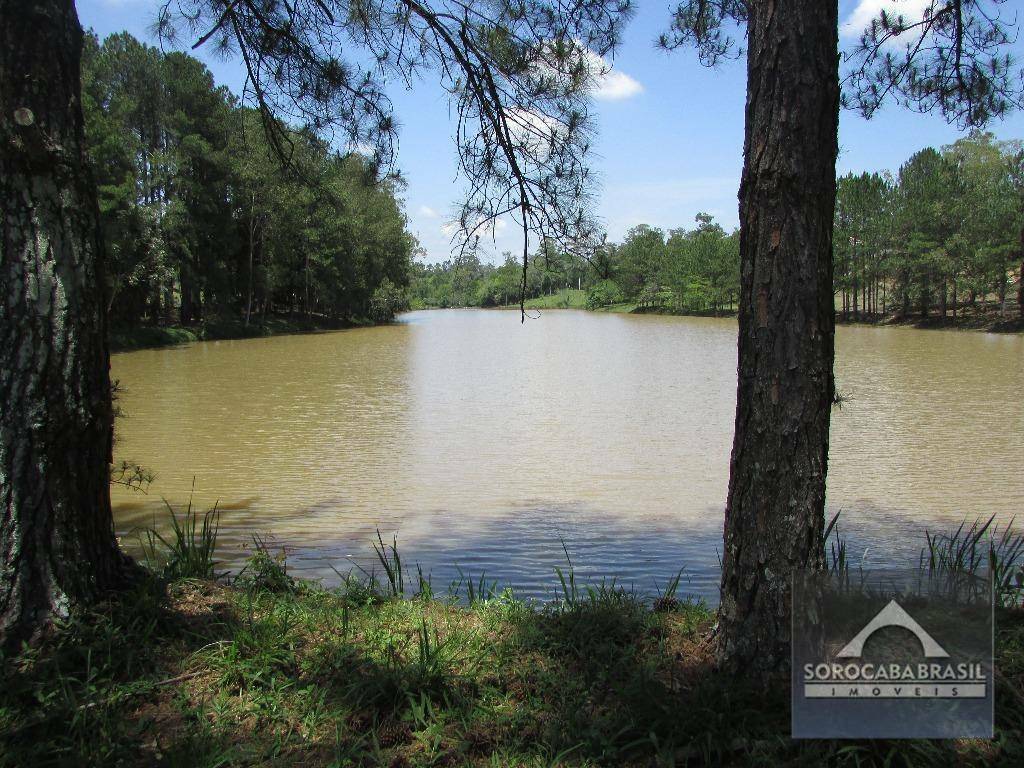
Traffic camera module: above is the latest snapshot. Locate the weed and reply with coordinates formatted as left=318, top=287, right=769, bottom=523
left=235, top=534, right=296, bottom=594
left=373, top=529, right=405, bottom=598
left=143, top=497, right=221, bottom=581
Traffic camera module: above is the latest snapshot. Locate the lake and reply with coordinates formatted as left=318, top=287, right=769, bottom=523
left=111, top=309, right=1024, bottom=603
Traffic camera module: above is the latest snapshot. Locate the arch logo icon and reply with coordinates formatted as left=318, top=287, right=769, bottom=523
left=791, top=570, right=993, bottom=738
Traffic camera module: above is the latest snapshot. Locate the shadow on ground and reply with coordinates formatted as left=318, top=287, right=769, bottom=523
left=3, top=567, right=1022, bottom=767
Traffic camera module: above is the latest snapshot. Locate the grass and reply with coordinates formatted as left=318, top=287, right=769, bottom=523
left=142, top=498, right=222, bottom=581
left=592, top=301, right=638, bottom=314
left=517, top=289, right=588, bottom=310
left=2, top=514, right=1024, bottom=766
left=922, top=516, right=1024, bottom=606
left=493, top=288, right=735, bottom=316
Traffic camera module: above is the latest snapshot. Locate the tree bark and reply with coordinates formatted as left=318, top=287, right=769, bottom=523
left=1, top=0, right=129, bottom=651
left=718, top=0, right=838, bottom=678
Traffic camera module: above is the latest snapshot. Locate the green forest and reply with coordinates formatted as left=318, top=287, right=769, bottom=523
left=86, top=30, right=1023, bottom=339
left=83, top=31, right=414, bottom=345
left=411, top=133, right=1024, bottom=326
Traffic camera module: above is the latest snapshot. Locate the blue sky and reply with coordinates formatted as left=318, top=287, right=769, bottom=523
left=79, top=0, right=1024, bottom=264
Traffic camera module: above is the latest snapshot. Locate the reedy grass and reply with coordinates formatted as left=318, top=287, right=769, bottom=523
left=922, top=515, right=1024, bottom=607
left=142, top=497, right=221, bottom=581
left=372, top=530, right=405, bottom=597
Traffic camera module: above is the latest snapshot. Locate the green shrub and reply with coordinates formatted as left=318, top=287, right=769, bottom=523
left=369, top=278, right=410, bottom=322
left=235, top=534, right=297, bottom=593
left=585, top=279, right=624, bottom=309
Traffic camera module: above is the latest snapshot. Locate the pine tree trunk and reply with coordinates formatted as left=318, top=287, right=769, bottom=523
left=245, top=200, right=256, bottom=328
left=0, top=0, right=129, bottom=651
left=717, top=0, right=838, bottom=677
left=852, top=247, right=859, bottom=320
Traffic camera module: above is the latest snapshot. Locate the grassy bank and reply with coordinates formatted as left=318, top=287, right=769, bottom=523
left=486, top=290, right=1023, bottom=332
left=522, top=289, right=589, bottom=310
left=3, top=520, right=1024, bottom=766
left=499, top=291, right=737, bottom=318
left=109, top=314, right=373, bottom=353
left=488, top=289, right=590, bottom=310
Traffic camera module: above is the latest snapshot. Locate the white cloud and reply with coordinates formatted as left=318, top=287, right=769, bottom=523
left=595, top=68, right=645, bottom=100
left=583, top=49, right=644, bottom=101
left=418, top=205, right=439, bottom=219
left=841, top=0, right=934, bottom=40
left=532, top=42, right=643, bottom=102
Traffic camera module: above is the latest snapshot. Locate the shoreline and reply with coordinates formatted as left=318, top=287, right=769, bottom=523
left=110, top=301, right=1024, bottom=356
left=419, top=294, right=1024, bottom=334
left=109, top=313, right=378, bottom=353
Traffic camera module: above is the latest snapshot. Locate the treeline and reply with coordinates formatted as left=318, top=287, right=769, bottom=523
left=410, top=213, right=740, bottom=314
left=83, top=31, right=414, bottom=331
left=409, top=244, right=589, bottom=309
left=412, top=133, right=1024, bottom=323
left=836, top=132, right=1022, bottom=321
left=594, top=214, right=741, bottom=314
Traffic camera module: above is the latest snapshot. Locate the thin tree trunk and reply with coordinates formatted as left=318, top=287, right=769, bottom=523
left=1, top=0, right=130, bottom=651
left=852, top=245, right=859, bottom=320
left=193, top=252, right=203, bottom=321
left=163, top=281, right=174, bottom=324
left=1017, top=223, right=1024, bottom=319
left=902, top=269, right=911, bottom=317
left=920, top=272, right=930, bottom=319
left=179, top=255, right=192, bottom=325
left=245, top=197, right=256, bottom=328
left=718, top=0, right=838, bottom=677
left=1018, top=256, right=1023, bottom=319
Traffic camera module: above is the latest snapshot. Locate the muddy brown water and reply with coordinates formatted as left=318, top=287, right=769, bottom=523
left=111, top=309, right=1024, bottom=602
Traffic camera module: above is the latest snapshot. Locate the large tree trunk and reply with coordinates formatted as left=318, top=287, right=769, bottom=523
left=718, top=0, right=839, bottom=677
left=0, top=0, right=128, bottom=651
